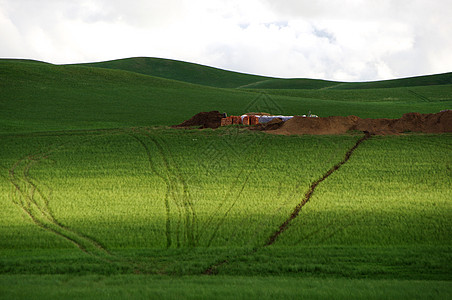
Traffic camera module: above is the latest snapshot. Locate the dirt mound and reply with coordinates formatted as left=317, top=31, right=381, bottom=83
left=173, top=111, right=223, bottom=129
left=269, top=115, right=359, bottom=135
left=258, top=117, right=284, bottom=130
left=353, top=111, right=452, bottom=135
left=268, top=111, right=452, bottom=135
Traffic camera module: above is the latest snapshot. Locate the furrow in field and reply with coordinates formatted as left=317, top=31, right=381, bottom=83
left=204, top=133, right=371, bottom=274
left=264, top=133, right=371, bottom=246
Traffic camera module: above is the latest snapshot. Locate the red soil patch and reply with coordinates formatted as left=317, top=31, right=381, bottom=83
left=268, top=111, right=452, bottom=135
left=173, top=111, right=223, bottom=129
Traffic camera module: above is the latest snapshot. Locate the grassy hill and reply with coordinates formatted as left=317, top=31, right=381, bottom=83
left=78, top=57, right=452, bottom=90
left=1, top=59, right=451, bottom=134
left=1, top=57, right=451, bottom=298
left=240, top=72, right=452, bottom=90
left=77, top=57, right=273, bottom=88
left=0, top=59, right=267, bottom=132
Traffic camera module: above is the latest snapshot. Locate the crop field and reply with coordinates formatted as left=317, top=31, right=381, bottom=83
left=1, top=128, right=451, bottom=297
left=0, top=58, right=451, bottom=298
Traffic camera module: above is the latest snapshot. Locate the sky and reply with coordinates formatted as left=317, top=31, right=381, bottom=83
left=1, top=0, right=451, bottom=81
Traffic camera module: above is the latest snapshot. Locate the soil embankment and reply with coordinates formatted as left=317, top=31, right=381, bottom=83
left=267, top=110, right=452, bottom=135
left=174, top=110, right=452, bottom=135
left=173, top=111, right=223, bottom=129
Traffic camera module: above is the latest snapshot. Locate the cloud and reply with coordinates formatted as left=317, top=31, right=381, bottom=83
left=259, top=0, right=452, bottom=79
left=0, top=0, right=451, bottom=81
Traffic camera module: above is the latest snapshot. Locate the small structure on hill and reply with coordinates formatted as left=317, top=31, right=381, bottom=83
left=220, top=112, right=318, bottom=126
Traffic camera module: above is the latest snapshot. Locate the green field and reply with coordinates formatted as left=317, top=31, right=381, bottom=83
left=0, top=57, right=451, bottom=298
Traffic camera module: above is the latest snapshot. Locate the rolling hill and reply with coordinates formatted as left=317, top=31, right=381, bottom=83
left=1, top=58, right=451, bottom=134
left=239, top=72, right=452, bottom=90
left=77, top=56, right=452, bottom=90
left=1, top=57, right=451, bottom=298
left=76, top=57, right=273, bottom=88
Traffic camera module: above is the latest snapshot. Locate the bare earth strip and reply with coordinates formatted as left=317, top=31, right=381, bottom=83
left=264, top=132, right=371, bottom=246
left=204, top=133, right=371, bottom=274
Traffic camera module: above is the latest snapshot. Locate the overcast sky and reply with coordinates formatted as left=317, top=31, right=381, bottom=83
left=1, top=0, right=451, bottom=81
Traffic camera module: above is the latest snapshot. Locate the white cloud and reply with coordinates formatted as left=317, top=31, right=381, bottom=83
left=0, top=0, right=451, bottom=81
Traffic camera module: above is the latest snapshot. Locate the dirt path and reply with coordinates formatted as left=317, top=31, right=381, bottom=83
left=204, top=133, right=371, bottom=274
left=264, top=132, right=371, bottom=246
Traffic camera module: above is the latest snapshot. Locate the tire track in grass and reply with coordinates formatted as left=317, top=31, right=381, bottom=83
left=149, top=134, right=197, bottom=247
left=301, top=134, right=451, bottom=245
left=6, top=129, right=175, bottom=274
left=23, top=155, right=114, bottom=255
left=135, top=128, right=197, bottom=247
left=204, top=134, right=269, bottom=248
left=204, top=133, right=371, bottom=274
left=128, top=133, right=174, bottom=249
left=407, top=89, right=431, bottom=102
left=9, top=152, right=115, bottom=261
left=193, top=127, right=264, bottom=246
left=202, top=133, right=346, bottom=250
left=141, top=131, right=187, bottom=248
left=6, top=129, right=134, bottom=263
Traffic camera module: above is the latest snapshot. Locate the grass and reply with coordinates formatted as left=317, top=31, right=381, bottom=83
left=1, top=59, right=451, bottom=134
left=1, top=129, right=450, bottom=279
left=1, top=275, right=451, bottom=300
left=77, top=57, right=452, bottom=90
left=1, top=57, right=451, bottom=298
left=241, top=72, right=452, bottom=90
left=249, top=84, right=452, bottom=102
left=77, top=56, right=273, bottom=88
left=0, top=129, right=358, bottom=252
left=276, top=134, right=452, bottom=247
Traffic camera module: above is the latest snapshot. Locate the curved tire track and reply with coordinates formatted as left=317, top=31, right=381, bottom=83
left=148, top=133, right=197, bottom=247
left=6, top=130, right=134, bottom=262
left=9, top=153, right=115, bottom=260
left=128, top=133, right=174, bottom=248
left=133, top=128, right=197, bottom=248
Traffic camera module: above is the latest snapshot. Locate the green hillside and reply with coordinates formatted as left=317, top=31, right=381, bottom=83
left=248, top=84, right=452, bottom=103
left=77, top=57, right=272, bottom=88
left=337, top=72, right=452, bottom=89
left=1, top=59, right=451, bottom=134
left=238, top=78, right=339, bottom=89
left=241, top=72, right=452, bottom=90
left=0, top=59, right=265, bottom=132
left=1, top=57, right=451, bottom=298
left=78, top=57, right=452, bottom=90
